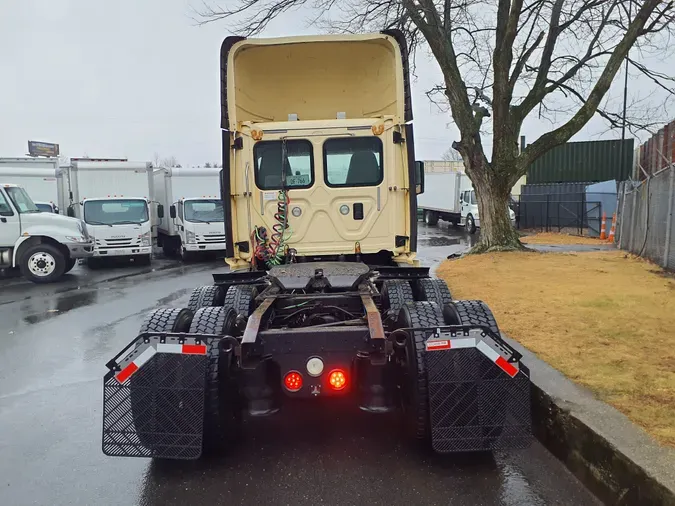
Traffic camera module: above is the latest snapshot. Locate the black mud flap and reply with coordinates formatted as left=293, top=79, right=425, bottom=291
left=425, top=328, right=531, bottom=452
left=102, top=333, right=210, bottom=460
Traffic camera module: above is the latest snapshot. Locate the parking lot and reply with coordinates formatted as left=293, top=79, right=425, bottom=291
left=0, top=224, right=601, bottom=506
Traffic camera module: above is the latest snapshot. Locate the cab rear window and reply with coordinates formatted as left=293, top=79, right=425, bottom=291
left=254, top=140, right=314, bottom=190
left=323, top=137, right=383, bottom=187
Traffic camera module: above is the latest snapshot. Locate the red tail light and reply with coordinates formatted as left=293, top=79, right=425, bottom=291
left=328, top=370, right=347, bottom=391
left=284, top=371, right=303, bottom=392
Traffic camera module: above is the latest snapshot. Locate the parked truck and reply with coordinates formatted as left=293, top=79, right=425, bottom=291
left=153, top=167, right=226, bottom=260
left=0, top=183, right=93, bottom=283
left=417, top=171, right=516, bottom=233
left=0, top=158, right=68, bottom=214
left=68, top=159, right=154, bottom=266
left=102, top=32, right=531, bottom=461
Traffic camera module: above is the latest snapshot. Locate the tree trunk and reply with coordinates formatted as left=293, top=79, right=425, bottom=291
left=468, top=164, right=524, bottom=253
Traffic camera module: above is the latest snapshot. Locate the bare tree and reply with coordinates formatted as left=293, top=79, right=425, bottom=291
left=205, top=162, right=213, bottom=168
left=197, top=0, right=674, bottom=251
left=153, top=152, right=161, bottom=168
left=161, top=155, right=179, bottom=168
left=441, top=147, right=463, bottom=162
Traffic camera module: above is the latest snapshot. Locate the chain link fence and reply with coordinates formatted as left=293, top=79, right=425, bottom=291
left=617, top=165, right=675, bottom=269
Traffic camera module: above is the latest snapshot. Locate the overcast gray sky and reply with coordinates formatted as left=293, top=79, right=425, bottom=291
left=0, top=0, right=670, bottom=166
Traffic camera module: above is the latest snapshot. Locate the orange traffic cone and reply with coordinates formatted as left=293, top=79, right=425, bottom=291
left=600, top=212, right=607, bottom=240
left=607, top=213, right=616, bottom=242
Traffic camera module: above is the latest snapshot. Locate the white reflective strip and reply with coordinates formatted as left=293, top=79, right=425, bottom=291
left=449, top=338, right=475, bottom=349
left=476, top=340, right=500, bottom=362
left=156, top=343, right=183, bottom=354
left=133, top=347, right=157, bottom=368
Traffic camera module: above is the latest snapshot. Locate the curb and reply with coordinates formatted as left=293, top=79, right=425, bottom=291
left=505, top=337, right=675, bottom=506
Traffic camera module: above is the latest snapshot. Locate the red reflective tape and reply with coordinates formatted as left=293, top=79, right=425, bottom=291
left=182, top=344, right=207, bottom=355
left=496, top=356, right=518, bottom=378
left=116, top=362, right=138, bottom=384
left=426, top=340, right=451, bottom=351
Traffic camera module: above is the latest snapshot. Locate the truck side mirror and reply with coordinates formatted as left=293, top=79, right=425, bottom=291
left=67, top=206, right=75, bottom=217
left=170, top=205, right=176, bottom=219
left=414, top=161, right=425, bottom=195
left=157, top=204, right=164, bottom=219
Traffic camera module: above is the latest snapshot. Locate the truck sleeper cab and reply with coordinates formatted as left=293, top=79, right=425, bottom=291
left=0, top=184, right=93, bottom=283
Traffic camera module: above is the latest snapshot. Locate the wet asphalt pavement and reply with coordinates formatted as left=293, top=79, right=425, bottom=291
left=0, top=225, right=601, bottom=506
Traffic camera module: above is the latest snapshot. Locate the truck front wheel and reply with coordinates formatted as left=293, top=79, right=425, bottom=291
left=64, top=258, right=77, bottom=274
left=465, top=214, right=477, bottom=234
left=19, top=243, right=66, bottom=283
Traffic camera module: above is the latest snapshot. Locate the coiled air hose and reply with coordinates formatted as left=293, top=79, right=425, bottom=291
left=253, top=190, right=292, bottom=267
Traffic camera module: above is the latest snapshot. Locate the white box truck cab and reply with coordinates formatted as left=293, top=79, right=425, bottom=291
left=418, top=169, right=515, bottom=233
left=154, top=167, right=226, bottom=260
left=0, top=184, right=93, bottom=283
left=69, top=159, right=154, bottom=265
left=0, top=158, right=67, bottom=214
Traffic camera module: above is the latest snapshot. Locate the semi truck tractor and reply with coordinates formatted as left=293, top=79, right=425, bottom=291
left=0, top=158, right=67, bottom=214
left=417, top=171, right=516, bottom=233
left=102, top=32, right=531, bottom=460
left=0, top=183, right=93, bottom=283
left=154, top=167, right=226, bottom=260
left=68, top=159, right=154, bottom=266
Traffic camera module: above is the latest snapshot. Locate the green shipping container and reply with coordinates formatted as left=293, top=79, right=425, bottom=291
left=527, top=139, right=633, bottom=184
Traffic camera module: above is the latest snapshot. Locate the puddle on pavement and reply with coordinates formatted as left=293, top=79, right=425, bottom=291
left=22, top=289, right=99, bottom=324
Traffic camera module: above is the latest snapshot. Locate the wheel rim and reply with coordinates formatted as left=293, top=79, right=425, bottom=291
left=28, top=251, right=57, bottom=277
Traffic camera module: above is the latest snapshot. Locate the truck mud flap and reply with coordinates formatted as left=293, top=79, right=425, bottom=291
left=425, top=328, right=531, bottom=452
left=102, top=333, right=209, bottom=460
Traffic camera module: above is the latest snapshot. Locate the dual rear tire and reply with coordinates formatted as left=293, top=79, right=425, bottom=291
left=397, top=298, right=501, bottom=441
left=130, top=305, right=239, bottom=457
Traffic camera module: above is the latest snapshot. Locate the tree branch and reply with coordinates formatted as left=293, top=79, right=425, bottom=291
left=521, top=0, right=663, bottom=167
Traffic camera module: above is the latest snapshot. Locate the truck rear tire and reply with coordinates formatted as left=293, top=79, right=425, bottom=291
left=189, top=306, right=240, bottom=453
left=131, top=307, right=194, bottom=455
left=381, top=280, right=414, bottom=314
left=188, top=285, right=226, bottom=312
left=19, top=243, right=66, bottom=284
left=449, top=300, right=500, bottom=336
left=397, top=301, right=445, bottom=441
left=224, top=285, right=258, bottom=317
left=414, top=278, right=452, bottom=305
left=424, top=210, right=439, bottom=226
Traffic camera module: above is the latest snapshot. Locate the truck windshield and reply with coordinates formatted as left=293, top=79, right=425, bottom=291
left=254, top=140, right=313, bottom=190
left=184, top=200, right=224, bottom=223
left=5, top=187, right=40, bottom=213
left=35, top=203, right=55, bottom=213
left=324, top=137, right=383, bottom=187
left=83, top=199, right=148, bottom=225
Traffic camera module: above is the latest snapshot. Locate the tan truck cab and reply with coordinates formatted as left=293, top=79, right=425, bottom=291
left=220, top=32, right=423, bottom=270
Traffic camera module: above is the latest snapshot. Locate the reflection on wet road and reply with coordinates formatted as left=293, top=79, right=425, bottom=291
left=0, top=226, right=600, bottom=506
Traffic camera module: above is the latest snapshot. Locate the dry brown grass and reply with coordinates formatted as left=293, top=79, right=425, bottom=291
left=437, top=250, right=675, bottom=447
left=520, top=232, right=609, bottom=245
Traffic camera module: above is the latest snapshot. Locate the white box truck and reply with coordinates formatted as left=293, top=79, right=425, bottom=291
left=153, top=167, right=226, bottom=260
left=0, top=183, right=93, bottom=283
left=68, top=159, right=154, bottom=265
left=417, top=170, right=515, bottom=233
left=0, top=158, right=67, bottom=214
